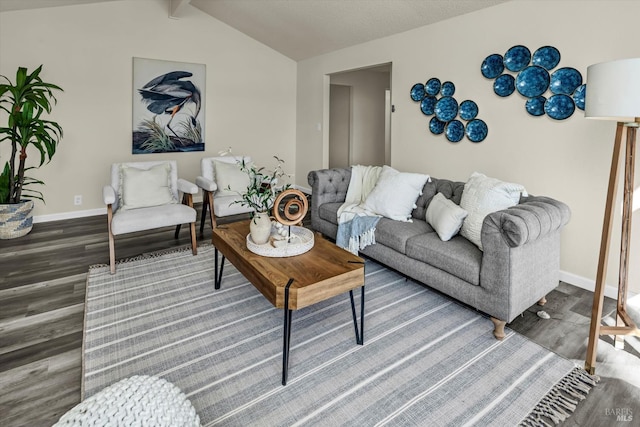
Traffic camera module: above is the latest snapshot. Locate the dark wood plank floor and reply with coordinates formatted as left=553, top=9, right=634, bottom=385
left=0, top=207, right=638, bottom=426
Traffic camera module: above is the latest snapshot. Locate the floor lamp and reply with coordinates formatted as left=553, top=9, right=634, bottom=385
left=584, top=58, right=640, bottom=375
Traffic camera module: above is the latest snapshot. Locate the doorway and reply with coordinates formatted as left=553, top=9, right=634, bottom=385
left=329, top=84, right=351, bottom=169
left=328, top=63, right=392, bottom=168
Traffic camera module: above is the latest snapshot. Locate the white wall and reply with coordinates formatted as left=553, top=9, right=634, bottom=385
left=295, top=0, right=640, bottom=293
left=0, top=0, right=297, bottom=220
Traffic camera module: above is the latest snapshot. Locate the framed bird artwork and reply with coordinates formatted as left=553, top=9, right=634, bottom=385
left=132, top=57, right=205, bottom=153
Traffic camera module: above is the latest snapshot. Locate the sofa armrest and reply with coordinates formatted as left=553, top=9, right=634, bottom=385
left=307, top=168, right=351, bottom=230
left=103, top=185, right=116, bottom=205
left=196, top=176, right=217, bottom=193
left=177, top=179, right=198, bottom=195
left=307, top=168, right=351, bottom=204
left=482, top=196, right=571, bottom=248
left=479, top=195, right=571, bottom=323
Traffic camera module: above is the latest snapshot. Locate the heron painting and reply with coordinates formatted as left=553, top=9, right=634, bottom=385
left=132, top=58, right=205, bottom=153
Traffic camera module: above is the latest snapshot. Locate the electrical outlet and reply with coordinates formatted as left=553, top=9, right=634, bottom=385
left=74, top=195, right=82, bottom=206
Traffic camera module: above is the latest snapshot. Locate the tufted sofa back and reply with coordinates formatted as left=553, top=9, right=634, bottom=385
left=309, top=168, right=351, bottom=203
left=412, top=177, right=466, bottom=221
left=308, top=167, right=468, bottom=223
left=307, top=168, right=350, bottom=228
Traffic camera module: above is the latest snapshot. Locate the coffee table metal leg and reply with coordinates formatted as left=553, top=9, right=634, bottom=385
left=214, top=248, right=225, bottom=290
left=282, top=278, right=294, bottom=386
left=349, top=286, right=365, bottom=345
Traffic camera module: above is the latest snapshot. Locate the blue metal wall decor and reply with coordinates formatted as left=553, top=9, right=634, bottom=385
left=410, top=78, right=488, bottom=143
left=481, top=45, right=586, bottom=120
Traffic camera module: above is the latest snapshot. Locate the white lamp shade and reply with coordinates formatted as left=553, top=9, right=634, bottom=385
left=585, top=58, right=640, bottom=122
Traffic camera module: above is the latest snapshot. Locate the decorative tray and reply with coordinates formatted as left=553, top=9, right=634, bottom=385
left=246, top=225, right=314, bottom=257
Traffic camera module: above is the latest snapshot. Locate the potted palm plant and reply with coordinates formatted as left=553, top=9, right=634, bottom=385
left=0, top=65, right=63, bottom=239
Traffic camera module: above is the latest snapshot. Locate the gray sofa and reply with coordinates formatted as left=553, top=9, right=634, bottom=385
left=307, top=168, right=571, bottom=339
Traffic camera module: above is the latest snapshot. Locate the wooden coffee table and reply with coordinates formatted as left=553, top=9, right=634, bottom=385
left=211, top=220, right=365, bottom=385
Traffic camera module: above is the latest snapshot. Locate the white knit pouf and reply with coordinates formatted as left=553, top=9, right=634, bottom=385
left=54, top=375, right=200, bottom=427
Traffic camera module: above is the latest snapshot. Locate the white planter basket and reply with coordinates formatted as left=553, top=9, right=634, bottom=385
left=0, top=200, right=34, bottom=239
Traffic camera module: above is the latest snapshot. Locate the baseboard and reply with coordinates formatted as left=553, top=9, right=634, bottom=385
left=559, top=270, right=633, bottom=300
left=33, top=208, right=107, bottom=223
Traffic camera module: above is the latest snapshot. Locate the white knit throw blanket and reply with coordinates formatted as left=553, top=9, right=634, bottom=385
left=336, top=165, right=383, bottom=255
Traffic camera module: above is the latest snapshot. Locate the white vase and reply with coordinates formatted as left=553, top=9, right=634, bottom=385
left=249, top=211, right=272, bottom=245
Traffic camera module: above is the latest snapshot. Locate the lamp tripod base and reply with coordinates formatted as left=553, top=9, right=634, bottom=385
left=585, top=121, right=640, bottom=375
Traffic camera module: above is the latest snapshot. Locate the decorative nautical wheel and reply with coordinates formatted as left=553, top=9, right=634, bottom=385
left=273, top=189, right=308, bottom=226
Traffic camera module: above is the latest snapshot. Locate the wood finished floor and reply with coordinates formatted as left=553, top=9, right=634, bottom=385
left=0, top=208, right=639, bottom=426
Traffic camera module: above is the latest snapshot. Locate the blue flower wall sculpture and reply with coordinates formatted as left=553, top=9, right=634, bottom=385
left=481, top=45, right=586, bottom=120
left=410, top=78, right=488, bottom=143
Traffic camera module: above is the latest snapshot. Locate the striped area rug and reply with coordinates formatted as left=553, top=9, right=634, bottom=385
left=83, top=245, right=596, bottom=426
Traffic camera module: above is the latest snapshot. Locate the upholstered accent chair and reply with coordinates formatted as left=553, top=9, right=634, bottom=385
left=103, top=160, right=198, bottom=274
left=195, top=155, right=253, bottom=233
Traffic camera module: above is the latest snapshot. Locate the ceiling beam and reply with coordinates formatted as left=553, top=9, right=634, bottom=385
left=169, top=0, right=191, bottom=19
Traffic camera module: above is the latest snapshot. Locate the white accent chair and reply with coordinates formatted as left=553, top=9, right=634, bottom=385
left=103, top=160, right=198, bottom=274
left=195, top=155, right=253, bottom=232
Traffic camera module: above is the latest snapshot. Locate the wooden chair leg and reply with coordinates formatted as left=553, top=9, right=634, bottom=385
left=107, top=205, right=116, bottom=274
left=190, top=221, right=197, bottom=255
left=200, top=191, right=209, bottom=236
left=208, top=190, right=216, bottom=229
left=185, top=193, right=197, bottom=255
left=491, top=317, right=506, bottom=340
left=175, top=194, right=187, bottom=239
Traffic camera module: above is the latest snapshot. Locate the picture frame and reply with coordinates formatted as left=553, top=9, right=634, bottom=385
left=132, top=57, right=205, bottom=153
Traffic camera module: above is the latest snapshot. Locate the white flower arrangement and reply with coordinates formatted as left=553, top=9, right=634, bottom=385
left=219, top=148, right=290, bottom=214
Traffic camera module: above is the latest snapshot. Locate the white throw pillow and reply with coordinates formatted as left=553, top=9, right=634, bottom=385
left=213, top=160, right=250, bottom=197
left=426, top=192, right=469, bottom=241
left=120, top=163, right=176, bottom=210
left=459, top=171, right=527, bottom=250
left=364, top=165, right=430, bottom=222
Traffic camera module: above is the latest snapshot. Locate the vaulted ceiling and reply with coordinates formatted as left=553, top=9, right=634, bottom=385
left=0, top=0, right=512, bottom=61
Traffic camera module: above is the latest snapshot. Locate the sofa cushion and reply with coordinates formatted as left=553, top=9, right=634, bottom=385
left=425, top=192, right=468, bottom=241
left=213, top=159, right=251, bottom=197
left=111, top=204, right=196, bottom=236
left=213, top=194, right=254, bottom=217
left=120, top=163, right=177, bottom=211
left=460, top=172, right=527, bottom=250
left=405, top=232, right=482, bottom=286
left=364, top=166, right=430, bottom=222
left=375, top=218, right=433, bottom=254
left=318, top=202, right=342, bottom=225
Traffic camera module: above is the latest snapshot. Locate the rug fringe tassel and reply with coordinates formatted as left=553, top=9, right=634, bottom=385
left=88, top=244, right=211, bottom=271
left=520, top=366, right=600, bottom=426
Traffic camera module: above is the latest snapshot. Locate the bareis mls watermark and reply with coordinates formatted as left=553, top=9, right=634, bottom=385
left=606, top=408, right=633, bottom=422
